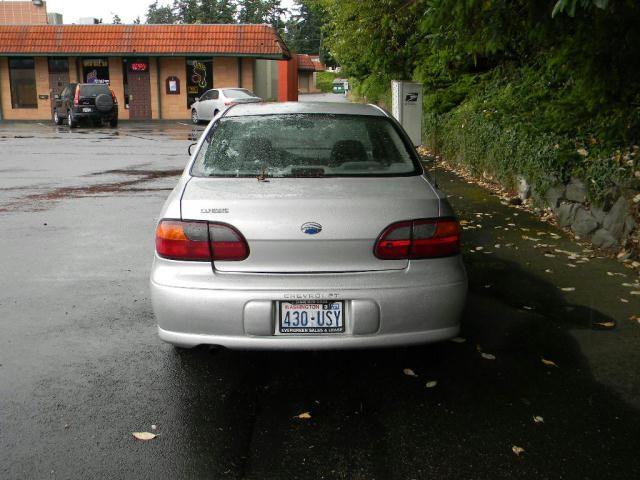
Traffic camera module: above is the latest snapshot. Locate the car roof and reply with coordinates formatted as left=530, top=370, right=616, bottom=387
left=224, top=102, right=387, bottom=117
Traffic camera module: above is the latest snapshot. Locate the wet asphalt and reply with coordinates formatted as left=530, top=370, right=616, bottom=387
left=1, top=116, right=639, bottom=480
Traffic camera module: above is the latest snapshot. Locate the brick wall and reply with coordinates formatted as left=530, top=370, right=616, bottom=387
left=213, top=57, right=238, bottom=88
left=0, top=56, right=51, bottom=120
left=108, top=57, right=128, bottom=120
left=159, top=57, right=188, bottom=120
left=149, top=57, right=159, bottom=119
left=241, top=58, right=254, bottom=91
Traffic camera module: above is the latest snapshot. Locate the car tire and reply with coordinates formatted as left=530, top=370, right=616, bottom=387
left=68, top=111, right=78, bottom=129
left=53, top=110, right=63, bottom=125
left=109, top=119, right=118, bottom=127
left=191, top=109, right=199, bottom=124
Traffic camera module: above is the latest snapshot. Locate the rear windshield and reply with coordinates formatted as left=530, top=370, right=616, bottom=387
left=190, top=114, right=421, bottom=178
left=79, top=84, right=110, bottom=96
left=222, top=89, right=254, bottom=98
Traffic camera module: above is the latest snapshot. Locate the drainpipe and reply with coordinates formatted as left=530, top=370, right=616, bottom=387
left=237, top=57, right=243, bottom=87
left=156, top=57, right=162, bottom=120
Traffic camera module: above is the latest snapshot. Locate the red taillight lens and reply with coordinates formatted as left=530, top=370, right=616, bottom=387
left=224, top=101, right=236, bottom=106
left=208, top=223, right=249, bottom=261
left=156, top=220, right=210, bottom=261
left=110, top=89, right=117, bottom=104
left=155, top=220, right=249, bottom=261
left=73, top=85, right=80, bottom=106
left=375, top=218, right=460, bottom=260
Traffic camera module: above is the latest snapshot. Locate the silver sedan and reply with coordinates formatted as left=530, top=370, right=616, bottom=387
left=151, top=102, right=467, bottom=350
left=190, top=88, right=261, bottom=124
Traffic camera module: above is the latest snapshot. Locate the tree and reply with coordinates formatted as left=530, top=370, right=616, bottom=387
left=112, top=14, right=122, bottom=24
left=133, top=16, right=141, bottom=24
left=199, top=0, right=237, bottom=23
left=238, top=0, right=287, bottom=28
left=173, top=0, right=200, bottom=23
left=284, top=1, right=324, bottom=55
left=146, top=1, right=176, bottom=24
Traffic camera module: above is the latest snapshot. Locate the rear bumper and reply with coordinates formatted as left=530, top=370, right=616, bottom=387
left=70, top=107, right=117, bottom=120
left=150, top=255, right=467, bottom=350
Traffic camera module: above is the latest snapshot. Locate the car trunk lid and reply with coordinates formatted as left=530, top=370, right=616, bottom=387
left=181, top=175, right=440, bottom=273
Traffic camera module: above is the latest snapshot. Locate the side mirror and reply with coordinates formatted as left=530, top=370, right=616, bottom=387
left=188, top=143, right=197, bottom=156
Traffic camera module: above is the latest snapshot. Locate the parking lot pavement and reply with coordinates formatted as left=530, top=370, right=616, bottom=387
left=299, top=92, right=349, bottom=103
left=1, top=121, right=639, bottom=479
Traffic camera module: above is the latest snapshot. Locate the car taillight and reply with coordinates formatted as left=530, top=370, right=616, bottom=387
left=375, top=218, right=460, bottom=259
left=110, top=89, right=117, bottom=104
left=73, top=85, right=80, bottom=106
left=224, top=101, right=236, bottom=106
left=155, top=220, right=249, bottom=261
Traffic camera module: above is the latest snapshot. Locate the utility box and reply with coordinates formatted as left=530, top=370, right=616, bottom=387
left=391, top=81, right=423, bottom=146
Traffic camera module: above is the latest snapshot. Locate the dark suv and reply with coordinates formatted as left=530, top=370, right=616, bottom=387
left=53, top=83, right=118, bottom=128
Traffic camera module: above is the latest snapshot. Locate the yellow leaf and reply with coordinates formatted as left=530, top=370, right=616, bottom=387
left=560, top=287, right=575, bottom=292
left=533, top=415, right=544, bottom=424
left=295, top=412, right=312, bottom=420
left=403, top=368, right=418, bottom=377
left=594, top=322, right=615, bottom=328
left=132, top=432, right=158, bottom=441
left=425, top=381, right=438, bottom=388
left=541, top=357, right=558, bottom=367
left=512, top=445, right=525, bottom=456
left=481, top=352, right=496, bottom=360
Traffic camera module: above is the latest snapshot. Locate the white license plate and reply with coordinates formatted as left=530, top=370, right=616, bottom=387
left=82, top=107, right=92, bottom=112
left=276, top=301, right=344, bottom=334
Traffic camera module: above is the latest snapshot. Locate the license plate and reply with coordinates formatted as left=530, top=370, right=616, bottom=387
left=276, top=300, right=344, bottom=334
left=82, top=107, right=92, bottom=112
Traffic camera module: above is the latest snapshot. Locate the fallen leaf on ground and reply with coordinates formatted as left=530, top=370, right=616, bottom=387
left=620, top=298, right=629, bottom=303
left=560, top=287, right=576, bottom=292
left=475, top=246, right=484, bottom=251
left=522, top=305, right=534, bottom=311
left=631, top=291, right=640, bottom=296
left=545, top=269, right=553, bottom=273
left=294, top=412, right=312, bottom=420
left=451, top=337, right=466, bottom=343
left=512, top=445, right=525, bottom=456
left=533, top=416, right=544, bottom=424
left=425, top=381, right=438, bottom=388
left=151, top=424, right=157, bottom=431
left=544, top=253, right=556, bottom=258
left=132, top=432, right=158, bottom=441
left=403, top=368, right=418, bottom=377
left=607, top=271, right=626, bottom=277
left=541, top=357, right=558, bottom=367
left=481, top=352, right=496, bottom=360
left=594, top=321, right=615, bottom=328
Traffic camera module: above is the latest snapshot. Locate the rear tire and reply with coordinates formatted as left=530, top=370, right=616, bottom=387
left=53, top=110, right=63, bottom=125
left=191, top=109, right=199, bottom=124
left=68, top=111, right=78, bottom=129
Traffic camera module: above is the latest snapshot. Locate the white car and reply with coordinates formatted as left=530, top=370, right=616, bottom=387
left=191, top=88, right=262, bottom=124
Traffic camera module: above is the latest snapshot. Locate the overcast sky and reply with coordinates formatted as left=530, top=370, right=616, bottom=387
left=45, top=0, right=297, bottom=24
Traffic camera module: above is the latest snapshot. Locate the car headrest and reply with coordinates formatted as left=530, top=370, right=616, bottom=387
left=330, top=140, right=368, bottom=166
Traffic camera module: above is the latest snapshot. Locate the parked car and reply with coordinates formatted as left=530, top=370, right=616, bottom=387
left=190, top=88, right=262, bottom=124
left=332, top=79, right=347, bottom=94
left=151, top=102, right=467, bottom=350
left=53, top=83, right=118, bottom=128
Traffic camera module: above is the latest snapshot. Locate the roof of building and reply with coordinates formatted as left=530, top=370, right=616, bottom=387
left=225, top=102, right=386, bottom=117
left=0, top=1, right=48, bottom=25
left=309, top=55, right=326, bottom=71
left=296, top=53, right=320, bottom=71
left=0, top=24, right=291, bottom=59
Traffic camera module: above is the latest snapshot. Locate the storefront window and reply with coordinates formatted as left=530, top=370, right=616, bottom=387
left=82, top=58, right=109, bottom=84
left=186, top=58, right=213, bottom=108
left=9, top=57, right=37, bottom=109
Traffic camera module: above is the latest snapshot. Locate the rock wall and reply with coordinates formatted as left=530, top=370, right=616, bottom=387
left=539, top=178, right=637, bottom=250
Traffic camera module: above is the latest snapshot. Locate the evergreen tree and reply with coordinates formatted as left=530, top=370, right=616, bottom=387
left=146, top=1, right=176, bottom=24
left=112, top=14, right=122, bottom=24
left=238, top=0, right=287, bottom=29
left=199, top=0, right=237, bottom=23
